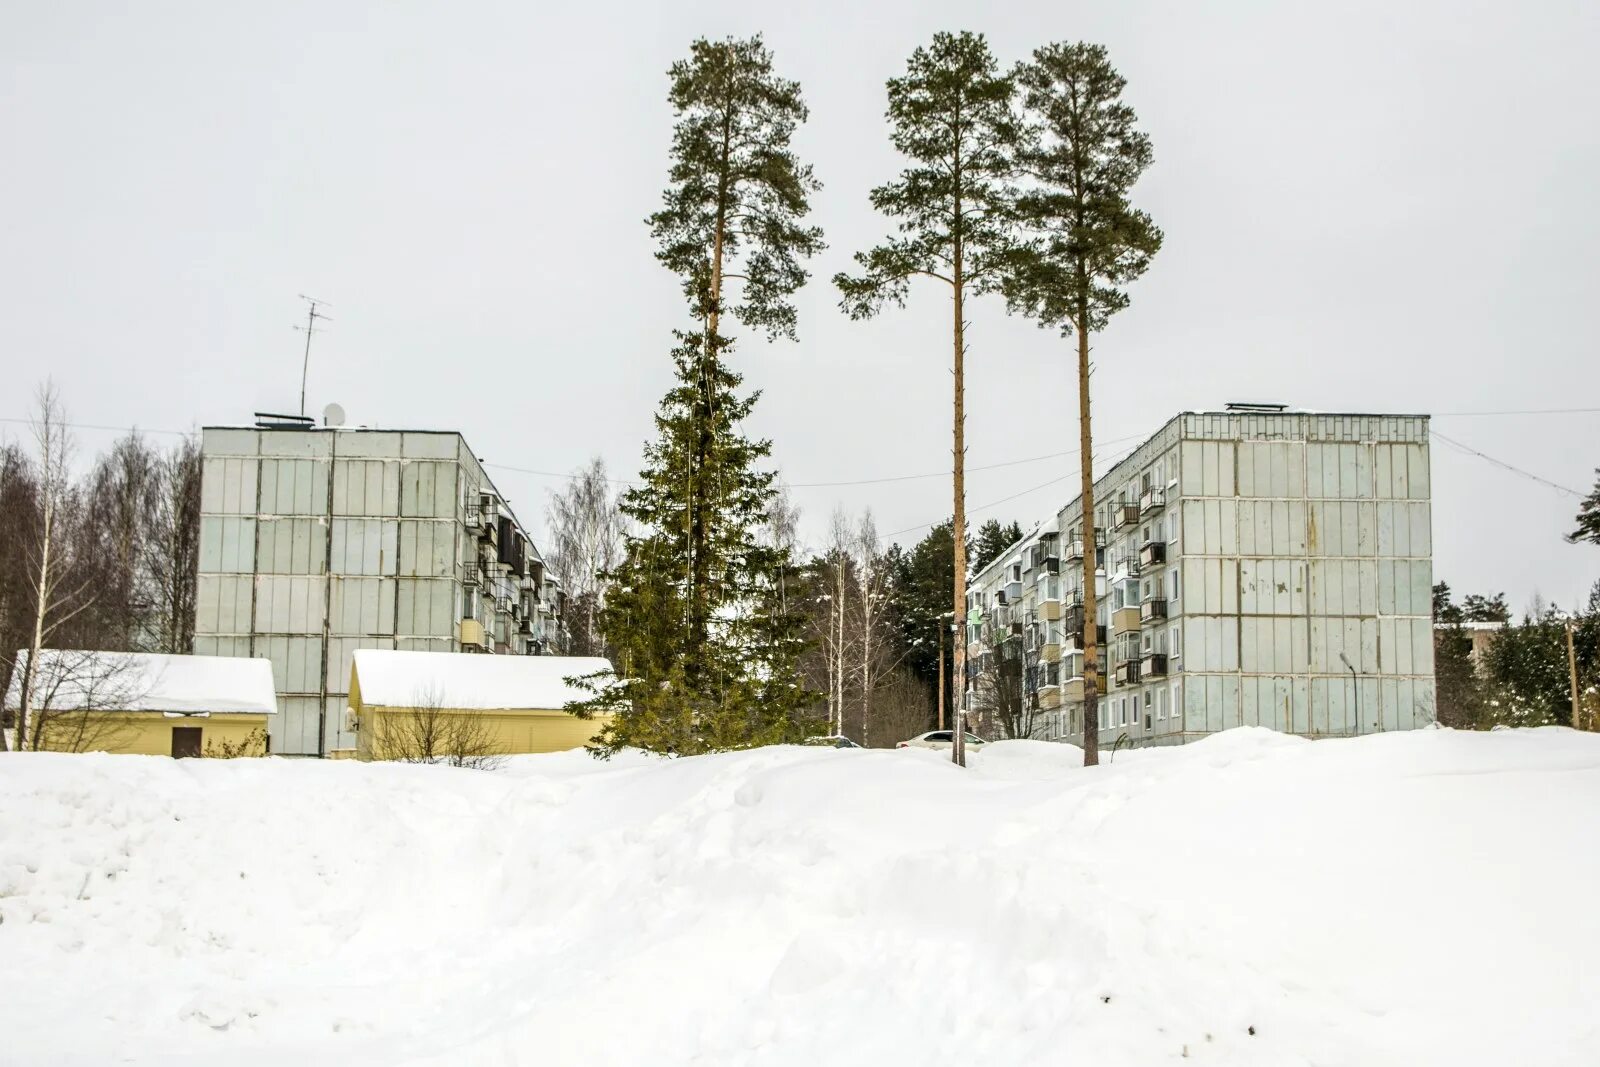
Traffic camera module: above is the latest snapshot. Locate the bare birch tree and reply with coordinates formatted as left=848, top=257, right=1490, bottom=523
left=545, top=457, right=625, bottom=657
left=11, top=383, right=96, bottom=751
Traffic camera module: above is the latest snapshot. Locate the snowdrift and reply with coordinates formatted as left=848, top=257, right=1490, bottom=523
left=2, top=728, right=1597, bottom=1065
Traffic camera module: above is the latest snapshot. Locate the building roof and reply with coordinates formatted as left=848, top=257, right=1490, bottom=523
left=4, top=651, right=277, bottom=715
left=350, top=650, right=612, bottom=711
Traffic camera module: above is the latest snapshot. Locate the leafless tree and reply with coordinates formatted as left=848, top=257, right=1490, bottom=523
left=371, top=684, right=504, bottom=769
left=0, top=442, right=40, bottom=748
left=545, top=457, right=625, bottom=657
left=7, top=649, right=144, bottom=753
left=863, top=666, right=935, bottom=748
left=145, top=436, right=202, bottom=654
left=80, top=432, right=161, bottom=649
left=10, top=383, right=97, bottom=752
left=810, top=509, right=856, bottom=736
left=851, top=512, right=910, bottom=743
left=972, top=639, right=1041, bottom=740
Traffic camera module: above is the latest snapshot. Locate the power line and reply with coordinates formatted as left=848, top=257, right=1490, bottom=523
left=884, top=437, right=1149, bottom=540
left=1429, top=430, right=1585, bottom=497
left=3, top=404, right=1594, bottom=491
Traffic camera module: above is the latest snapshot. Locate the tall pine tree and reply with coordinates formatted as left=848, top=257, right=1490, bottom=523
left=1001, top=42, right=1163, bottom=766
left=646, top=34, right=822, bottom=677
left=835, top=31, right=1019, bottom=767
left=572, top=37, right=821, bottom=755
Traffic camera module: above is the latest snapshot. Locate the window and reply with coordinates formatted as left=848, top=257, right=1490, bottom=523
left=1099, top=704, right=1108, bottom=731
left=1157, top=687, right=1167, bottom=721
left=1119, top=698, right=1128, bottom=727
left=1171, top=683, right=1182, bottom=724
left=1170, top=625, right=1182, bottom=663
left=1168, top=568, right=1180, bottom=602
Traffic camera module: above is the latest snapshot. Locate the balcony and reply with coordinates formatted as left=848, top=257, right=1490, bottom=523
left=1141, top=652, right=1169, bottom=678
left=1004, top=581, right=1023, bottom=603
left=1141, top=598, right=1170, bottom=621
left=1063, top=539, right=1084, bottom=562
left=1036, top=555, right=1060, bottom=575
left=1115, top=659, right=1141, bottom=686
left=1139, top=541, right=1167, bottom=568
left=1140, top=486, right=1166, bottom=513
left=1111, top=606, right=1142, bottom=634
left=458, top=618, right=489, bottom=651
left=1115, top=503, right=1141, bottom=529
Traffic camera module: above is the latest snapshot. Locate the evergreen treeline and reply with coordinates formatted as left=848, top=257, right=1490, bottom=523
left=1433, top=580, right=1600, bottom=729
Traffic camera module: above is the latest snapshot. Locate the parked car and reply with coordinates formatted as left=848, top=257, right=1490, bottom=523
left=897, top=730, right=986, bottom=751
left=803, top=734, right=863, bottom=749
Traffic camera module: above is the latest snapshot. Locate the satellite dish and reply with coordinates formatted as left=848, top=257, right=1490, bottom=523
left=323, top=402, right=346, bottom=428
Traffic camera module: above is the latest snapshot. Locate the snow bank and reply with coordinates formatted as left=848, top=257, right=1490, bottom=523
left=2, top=728, right=1598, bottom=1065
left=350, top=649, right=611, bottom=710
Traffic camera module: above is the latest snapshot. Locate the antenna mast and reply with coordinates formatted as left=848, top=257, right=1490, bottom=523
left=294, top=295, right=332, bottom=417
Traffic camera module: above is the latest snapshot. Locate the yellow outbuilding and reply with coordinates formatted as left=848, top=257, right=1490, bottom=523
left=348, top=649, right=613, bottom=762
left=4, top=649, right=277, bottom=756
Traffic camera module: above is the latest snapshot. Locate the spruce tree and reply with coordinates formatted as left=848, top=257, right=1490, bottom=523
left=572, top=330, right=809, bottom=755
left=835, top=31, right=1019, bottom=767
left=1001, top=42, right=1163, bottom=767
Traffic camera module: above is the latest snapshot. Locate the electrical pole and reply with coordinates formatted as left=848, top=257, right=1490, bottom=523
left=1567, top=619, right=1582, bottom=730
left=295, top=295, right=332, bottom=417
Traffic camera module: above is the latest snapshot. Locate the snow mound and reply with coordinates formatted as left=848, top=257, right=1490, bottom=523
left=3, top=728, right=1598, bottom=1065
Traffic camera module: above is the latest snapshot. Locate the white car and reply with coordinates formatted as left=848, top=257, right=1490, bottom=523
left=897, top=730, right=987, bottom=752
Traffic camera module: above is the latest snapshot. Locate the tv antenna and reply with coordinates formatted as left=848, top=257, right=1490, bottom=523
left=294, top=295, right=332, bottom=417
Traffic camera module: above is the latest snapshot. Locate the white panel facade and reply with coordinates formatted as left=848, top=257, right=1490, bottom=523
left=193, top=426, right=566, bottom=756
left=966, top=410, right=1435, bottom=748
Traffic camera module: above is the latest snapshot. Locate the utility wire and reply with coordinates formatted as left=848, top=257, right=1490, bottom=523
left=3, top=406, right=1595, bottom=490
left=1429, top=430, right=1585, bottom=497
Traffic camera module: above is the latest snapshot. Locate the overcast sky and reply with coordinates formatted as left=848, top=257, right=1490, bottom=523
left=3, top=1, right=1597, bottom=611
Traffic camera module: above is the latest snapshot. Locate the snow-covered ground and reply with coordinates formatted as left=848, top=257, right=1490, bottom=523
left=2, top=728, right=1597, bottom=1065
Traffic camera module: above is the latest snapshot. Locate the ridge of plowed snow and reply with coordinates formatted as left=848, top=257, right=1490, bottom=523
left=2, top=727, right=1597, bottom=1065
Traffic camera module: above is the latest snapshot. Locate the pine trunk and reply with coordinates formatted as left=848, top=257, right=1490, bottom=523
left=951, top=246, right=967, bottom=769
left=1077, top=318, right=1100, bottom=767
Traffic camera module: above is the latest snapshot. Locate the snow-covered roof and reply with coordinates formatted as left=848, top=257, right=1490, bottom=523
left=350, top=650, right=613, bottom=711
left=4, top=650, right=277, bottom=715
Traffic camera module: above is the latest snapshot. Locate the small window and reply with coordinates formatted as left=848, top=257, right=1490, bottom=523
left=927, top=731, right=953, bottom=742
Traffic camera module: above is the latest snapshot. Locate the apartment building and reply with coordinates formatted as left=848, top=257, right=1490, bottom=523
left=965, top=406, right=1435, bottom=747
left=192, top=419, right=566, bottom=756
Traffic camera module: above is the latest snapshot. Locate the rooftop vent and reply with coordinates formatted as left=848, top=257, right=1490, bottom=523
left=254, top=411, right=316, bottom=430
left=1224, top=401, right=1289, bottom=413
